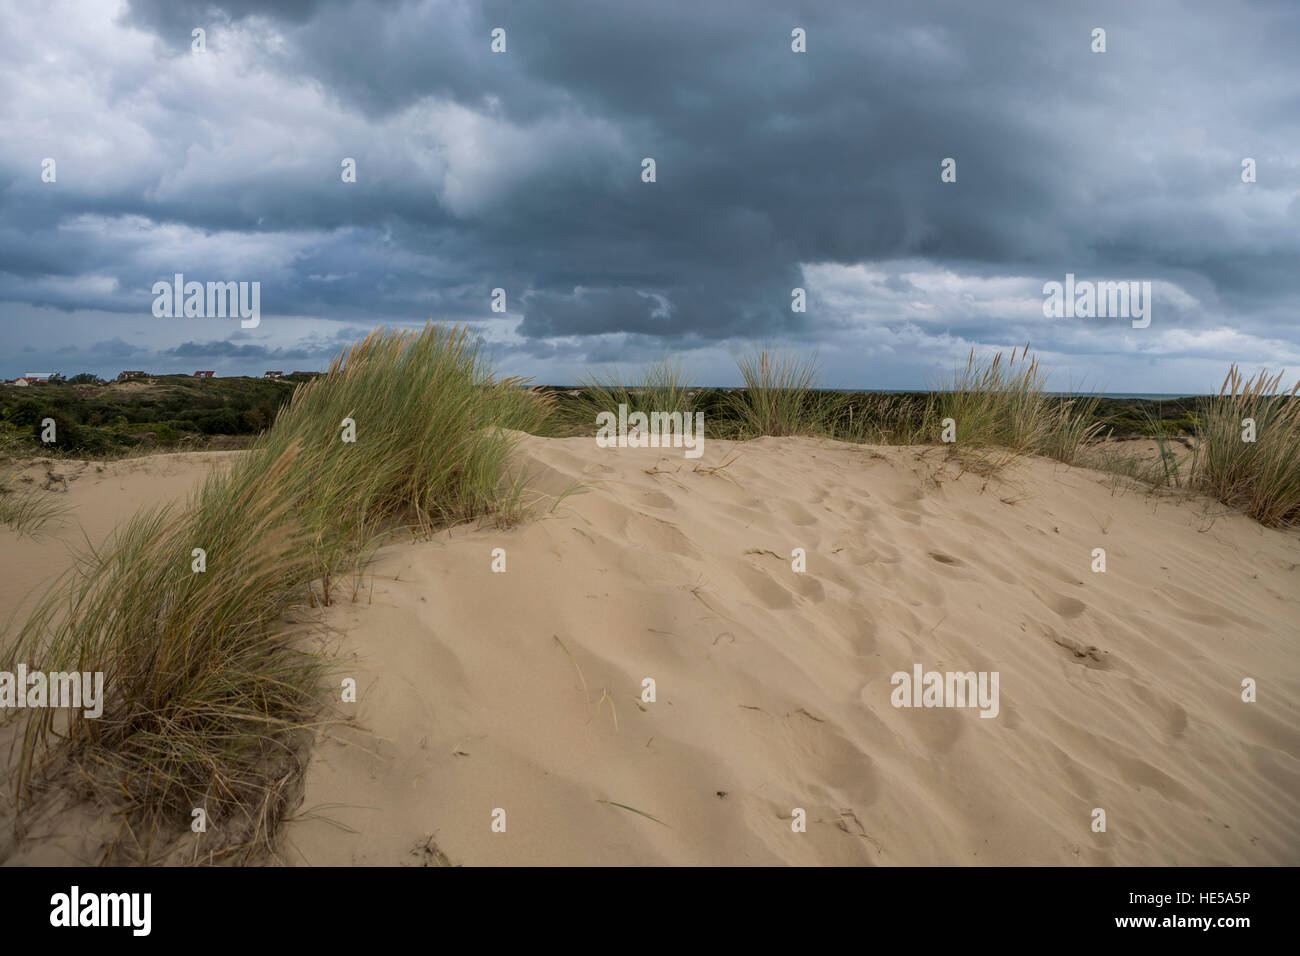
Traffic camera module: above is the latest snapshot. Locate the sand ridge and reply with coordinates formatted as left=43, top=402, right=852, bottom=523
left=1, top=441, right=1296, bottom=865
left=282, top=436, right=1300, bottom=866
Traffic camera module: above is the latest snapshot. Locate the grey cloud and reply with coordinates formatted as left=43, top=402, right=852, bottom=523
left=0, top=0, right=1295, bottom=389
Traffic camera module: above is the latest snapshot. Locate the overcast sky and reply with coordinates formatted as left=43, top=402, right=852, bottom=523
left=2, top=0, right=1297, bottom=392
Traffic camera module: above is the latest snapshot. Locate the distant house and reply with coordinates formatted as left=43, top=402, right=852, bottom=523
left=23, top=372, right=52, bottom=383
left=194, top=370, right=216, bottom=379
left=264, top=370, right=284, bottom=378
left=12, top=378, right=31, bottom=387
left=118, top=370, right=149, bottom=381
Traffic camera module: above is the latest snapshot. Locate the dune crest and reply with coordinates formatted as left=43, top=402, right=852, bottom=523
left=284, top=436, right=1300, bottom=866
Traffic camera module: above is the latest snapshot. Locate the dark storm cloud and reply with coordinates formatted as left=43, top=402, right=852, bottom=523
left=92, top=337, right=148, bottom=359
left=167, top=340, right=312, bottom=360
left=1, top=0, right=1297, bottom=387
left=124, top=0, right=330, bottom=36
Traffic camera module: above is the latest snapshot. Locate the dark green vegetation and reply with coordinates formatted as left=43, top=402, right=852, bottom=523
left=2, top=365, right=1200, bottom=461
left=0, top=374, right=315, bottom=455
left=541, top=386, right=1199, bottom=442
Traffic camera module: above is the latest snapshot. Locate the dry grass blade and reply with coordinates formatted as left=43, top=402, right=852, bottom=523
left=596, top=798, right=671, bottom=828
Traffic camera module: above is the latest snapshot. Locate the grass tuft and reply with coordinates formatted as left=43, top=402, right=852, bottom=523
left=1190, top=365, right=1300, bottom=526
left=937, top=345, right=1103, bottom=467
left=555, top=357, right=696, bottom=437
left=0, top=477, right=69, bottom=537
left=1, top=323, right=551, bottom=862
left=725, top=349, right=844, bottom=438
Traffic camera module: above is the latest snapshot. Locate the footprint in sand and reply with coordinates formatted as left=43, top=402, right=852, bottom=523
left=638, top=490, right=677, bottom=510
left=779, top=710, right=880, bottom=809
left=1033, top=587, right=1087, bottom=620
left=734, top=563, right=796, bottom=609
left=1045, top=626, right=1111, bottom=670
left=624, top=514, right=697, bottom=558
left=772, top=499, right=820, bottom=526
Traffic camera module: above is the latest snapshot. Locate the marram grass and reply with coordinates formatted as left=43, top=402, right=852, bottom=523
left=0, top=476, right=69, bottom=538
left=1191, top=365, right=1300, bottom=527
left=936, top=345, right=1103, bottom=467
left=554, top=356, right=697, bottom=437
left=725, top=349, right=844, bottom=438
left=1, top=323, right=552, bottom=863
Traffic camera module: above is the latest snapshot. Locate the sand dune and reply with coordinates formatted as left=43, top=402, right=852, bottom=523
left=284, top=435, right=1300, bottom=866
left=0, top=453, right=239, bottom=629
left=3, top=440, right=1297, bottom=866
left=0, top=452, right=237, bottom=865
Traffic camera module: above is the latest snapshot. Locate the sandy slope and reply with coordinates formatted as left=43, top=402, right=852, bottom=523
left=2, top=441, right=1296, bottom=866
left=282, top=436, right=1300, bottom=866
left=0, top=453, right=240, bottom=630
left=0, top=452, right=237, bottom=865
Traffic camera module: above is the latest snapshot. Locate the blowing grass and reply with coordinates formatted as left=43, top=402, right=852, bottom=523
left=936, top=345, right=1103, bottom=469
left=0, top=477, right=69, bottom=537
left=1041, top=391, right=1106, bottom=467
left=1084, top=407, right=1198, bottom=506
left=1190, top=366, right=1300, bottom=527
left=938, top=345, right=1051, bottom=453
left=725, top=349, right=844, bottom=438
left=831, top=392, right=935, bottom=445
left=1, top=323, right=552, bottom=863
left=554, top=357, right=696, bottom=437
